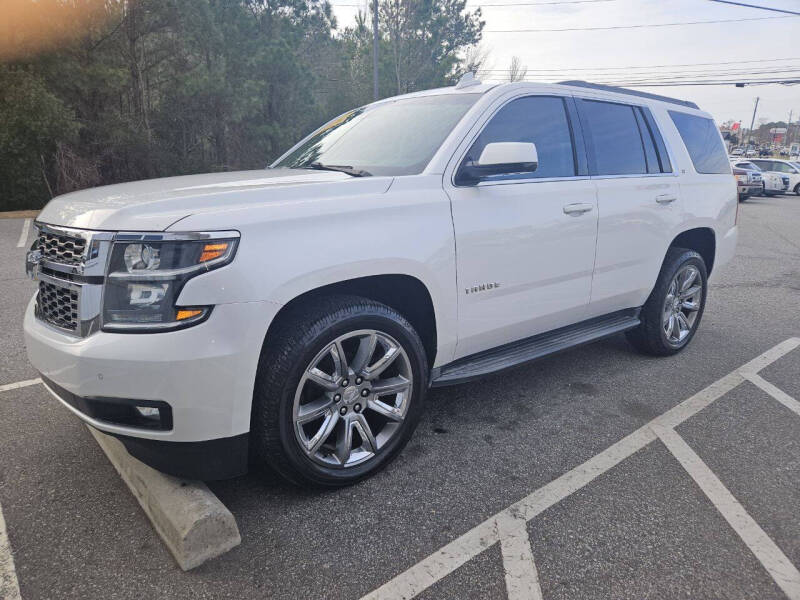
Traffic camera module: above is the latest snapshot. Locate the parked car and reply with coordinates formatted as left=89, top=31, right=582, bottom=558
left=750, top=159, right=800, bottom=195
left=733, top=166, right=761, bottom=201
left=731, top=160, right=787, bottom=196
left=24, top=78, right=738, bottom=487
left=745, top=148, right=757, bottom=157
left=730, top=147, right=744, bottom=156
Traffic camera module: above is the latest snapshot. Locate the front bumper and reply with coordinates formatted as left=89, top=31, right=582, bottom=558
left=737, top=183, right=760, bottom=196
left=25, top=297, right=281, bottom=476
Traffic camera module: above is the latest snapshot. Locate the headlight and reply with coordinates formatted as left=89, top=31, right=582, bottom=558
left=735, top=174, right=746, bottom=183
left=102, top=232, right=238, bottom=332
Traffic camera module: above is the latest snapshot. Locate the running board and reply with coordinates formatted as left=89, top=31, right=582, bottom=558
left=430, top=309, right=641, bottom=387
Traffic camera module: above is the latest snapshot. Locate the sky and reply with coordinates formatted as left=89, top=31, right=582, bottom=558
left=327, top=0, right=800, bottom=127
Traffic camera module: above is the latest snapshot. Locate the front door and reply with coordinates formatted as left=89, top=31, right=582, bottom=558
left=445, top=94, right=598, bottom=359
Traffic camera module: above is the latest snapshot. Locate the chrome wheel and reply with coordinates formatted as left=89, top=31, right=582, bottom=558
left=292, top=329, right=413, bottom=468
left=662, top=264, right=702, bottom=345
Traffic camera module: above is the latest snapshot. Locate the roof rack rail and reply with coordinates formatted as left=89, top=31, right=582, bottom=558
left=558, top=80, right=699, bottom=110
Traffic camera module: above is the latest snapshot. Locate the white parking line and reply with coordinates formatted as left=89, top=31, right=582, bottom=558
left=497, top=513, right=543, bottom=600
left=0, top=501, right=22, bottom=600
left=0, top=378, right=42, bottom=394
left=361, top=337, right=800, bottom=600
left=742, top=372, right=800, bottom=418
left=16, top=218, right=31, bottom=248
left=654, top=425, right=800, bottom=600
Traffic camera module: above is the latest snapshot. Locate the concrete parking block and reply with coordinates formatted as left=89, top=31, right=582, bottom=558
left=88, top=426, right=241, bottom=571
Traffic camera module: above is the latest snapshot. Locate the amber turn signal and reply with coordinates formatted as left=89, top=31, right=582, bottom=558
left=176, top=309, right=203, bottom=321
left=199, top=242, right=229, bottom=263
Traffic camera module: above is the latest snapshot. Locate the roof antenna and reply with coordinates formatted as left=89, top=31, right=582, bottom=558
left=455, top=72, right=481, bottom=90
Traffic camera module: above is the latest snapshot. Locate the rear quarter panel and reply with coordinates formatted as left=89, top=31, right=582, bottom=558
left=650, top=105, right=738, bottom=278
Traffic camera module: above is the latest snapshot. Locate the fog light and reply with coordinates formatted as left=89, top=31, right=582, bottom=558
left=135, top=406, right=160, bottom=419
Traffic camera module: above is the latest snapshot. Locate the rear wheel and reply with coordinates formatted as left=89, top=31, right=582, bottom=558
left=251, top=295, right=428, bottom=488
left=626, top=248, right=707, bottom=356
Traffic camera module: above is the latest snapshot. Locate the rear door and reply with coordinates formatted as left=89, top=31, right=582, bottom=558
left=575, top=98, right=681, bottom=317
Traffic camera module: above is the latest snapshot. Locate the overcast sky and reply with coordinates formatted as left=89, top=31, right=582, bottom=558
left=328, top=0, right=800, bottom=126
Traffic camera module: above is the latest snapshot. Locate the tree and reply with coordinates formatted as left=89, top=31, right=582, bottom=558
left=0, top=66, right=79, bottom=210
left=380, top=0, right=484, bottom=94
left=506, top=56, right=527, bottom=82
left=0, top=0, right=485, bottom=211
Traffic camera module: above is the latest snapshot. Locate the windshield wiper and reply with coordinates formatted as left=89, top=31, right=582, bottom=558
left=305, top=162, right=371, bottom=177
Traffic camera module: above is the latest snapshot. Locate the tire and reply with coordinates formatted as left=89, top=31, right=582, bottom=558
left=251, top=294, right=428, bottom=488
left=795, top=183, right=800, bottom=196
left=626, top=248, right=707, bottom=356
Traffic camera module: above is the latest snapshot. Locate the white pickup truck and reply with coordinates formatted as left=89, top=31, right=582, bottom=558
left=24, top=77, right=738, bottom=487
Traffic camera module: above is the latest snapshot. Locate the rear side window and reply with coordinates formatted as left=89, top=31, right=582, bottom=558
left=773, top=162, right=798, bottom=174
left=580, top=100, right=647, bottom=175
left=467, top=95, right=576, bottom=180
left=669, top=111, right=730, bottom=174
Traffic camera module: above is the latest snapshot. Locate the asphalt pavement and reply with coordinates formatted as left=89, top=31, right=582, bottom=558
left=0, top=193, right=798, bottom=599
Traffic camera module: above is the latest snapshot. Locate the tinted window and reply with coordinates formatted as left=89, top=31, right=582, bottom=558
left=669, top=111, right=730, bottom=174
left=774, top=162, right=798, bottom=174
left=466, top=96, right=576, bottom=180
left=580, top=100, right=647, bottom=175
left=750, top=160, right=771, bottom=171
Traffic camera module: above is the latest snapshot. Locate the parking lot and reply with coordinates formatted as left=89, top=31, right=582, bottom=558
left=1, top=194, right=799, bottom=599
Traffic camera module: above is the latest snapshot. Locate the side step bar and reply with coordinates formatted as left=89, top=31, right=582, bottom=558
left=430, top=309, right=641, bottom=387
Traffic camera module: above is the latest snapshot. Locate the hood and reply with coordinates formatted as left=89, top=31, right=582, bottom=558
left=36, top=168, right=383, bottom=231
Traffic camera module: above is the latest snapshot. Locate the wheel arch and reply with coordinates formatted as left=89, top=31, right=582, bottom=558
left=668, top=227, right=716, bottom=276
left=263, top=274, right=439, bottom=368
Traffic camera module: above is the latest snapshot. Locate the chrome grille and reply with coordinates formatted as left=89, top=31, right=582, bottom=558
left=38, top=230, right=86, bottom=265
left=37, top=281, right=79, bottom=331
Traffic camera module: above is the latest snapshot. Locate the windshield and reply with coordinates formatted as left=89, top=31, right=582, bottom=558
left=273, top=94, right=480, bottom=176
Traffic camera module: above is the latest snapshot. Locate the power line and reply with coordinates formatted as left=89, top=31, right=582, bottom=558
left=485, top=14, right=796, bottom=32
left=499, top=68, right=800, bottom=83
left=478, top=57, right=800, bottom=72
left=706, top=0, right=800, bottom=16
left=473, top=0, right=615, bottom=5
left=482, top=67, right=800, bottom=78
left=485, top=77, right=800, bottom=87
left=329, top=0, right=615, bottom=5
left=620, top=79, right=800, bottom=87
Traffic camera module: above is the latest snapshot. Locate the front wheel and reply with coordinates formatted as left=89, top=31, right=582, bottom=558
left=251, top=295, right=428, bottom=488
left=626, top=248, right=707, bottom=356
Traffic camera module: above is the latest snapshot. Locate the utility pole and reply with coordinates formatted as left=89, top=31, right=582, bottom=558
left=748, top=96, right=759, bottom=147
left=372, top=0, right=379, bottom=101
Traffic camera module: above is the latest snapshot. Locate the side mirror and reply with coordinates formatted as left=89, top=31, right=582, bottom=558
left=456, top=142, right=538, bottom=185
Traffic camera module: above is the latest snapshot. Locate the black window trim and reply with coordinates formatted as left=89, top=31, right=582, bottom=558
left=451, top=93, right=589, bottom=187
left=575, top=97, right=676, bottom=179
left=638, top=106, right=673, bottom=174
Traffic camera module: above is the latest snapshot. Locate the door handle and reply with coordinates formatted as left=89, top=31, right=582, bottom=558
left=563, top=203, right=594, bottom=215
left=656, top=194, right=677, bottom=204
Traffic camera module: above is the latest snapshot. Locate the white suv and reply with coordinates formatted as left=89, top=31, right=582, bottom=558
left=24, top=78, right=738, bottom=487
left=749, top=158, right=800, bottom=195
